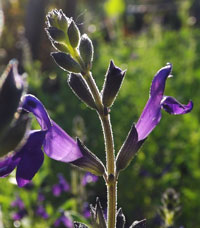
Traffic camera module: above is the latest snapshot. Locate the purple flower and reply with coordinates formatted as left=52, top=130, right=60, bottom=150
left=36, top=205, right=49, bottom=219
left=11, top=197, right=25, bottom=210
left=0, top=94, right=83, bottom=187
left=135, top=63, right=193, bottom=140
left=38, top=192, right=45, bottom=202
left=54, top=212, right=73, bottom=228
left=81, top=172, right=98, bottom=186
left=52, top=173, right=70, bottom=197
left=83, top=202, right=91, bottom=218
left=11, top=196, right=27, bottom=221
left=12, top=210, right=27, bottom=221
left=116, top=64, right=193, bottom=173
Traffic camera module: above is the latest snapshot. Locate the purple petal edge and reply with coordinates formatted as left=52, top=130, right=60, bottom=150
left=161, top=96, right=193, bottom=115
left=21, top=94, right=52, bottom=130
left=0, top=154, right=20, bottom=177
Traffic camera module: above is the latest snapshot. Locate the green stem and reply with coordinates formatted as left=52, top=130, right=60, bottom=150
left=82, top=71, right=117, bottom=228
left=107, top=181, right=117, bottom=228
left=100, top=114, right=116, bottom=228
left=83, top=71, right=103, bottom=112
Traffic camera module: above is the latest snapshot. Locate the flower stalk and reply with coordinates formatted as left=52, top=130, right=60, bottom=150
left=82, top=70, right=117, bottom=228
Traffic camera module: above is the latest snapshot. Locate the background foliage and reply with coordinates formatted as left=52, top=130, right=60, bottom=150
left=0, top=0, right=200, bottom=227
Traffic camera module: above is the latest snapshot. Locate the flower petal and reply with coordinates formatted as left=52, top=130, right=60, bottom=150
left=135, top=64, right=172, bottom=140
left=43, top=121, right=82, bottom=162
left=150, top=63, right=172, bottom=98
left=161, top=96, right=193, bottom=115
left=21, top=94, right=51, bottom=130
left=16, top=130, right=45, bottom=187
left=0, top=153, right=20, bottom=177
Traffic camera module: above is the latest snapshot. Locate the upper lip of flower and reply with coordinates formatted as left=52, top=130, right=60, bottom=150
left=135, top=63, right=193, bottom=141
left=0, top=94, right=83, bottom=187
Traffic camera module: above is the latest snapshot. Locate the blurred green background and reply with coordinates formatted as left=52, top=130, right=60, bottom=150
left=0, top=0, right=200, bottom=227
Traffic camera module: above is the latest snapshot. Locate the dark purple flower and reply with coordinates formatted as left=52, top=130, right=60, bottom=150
left=52, top=173, right=70, bottom=196
left=81, top=172, right=98, bottom=186
left=135, top=63, right=193, bottom=140
left=0, top=95, right=83, bottom=187
left=12, top=210, right=27, bottom=221
left=36, top=205, right=49, bottom=219
left=54, top=212, right=73, bottom=228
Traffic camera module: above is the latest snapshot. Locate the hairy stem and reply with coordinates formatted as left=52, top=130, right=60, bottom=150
left=82, top=71, right=117, bottom=228
left=100, top=114, right=116, bottom=228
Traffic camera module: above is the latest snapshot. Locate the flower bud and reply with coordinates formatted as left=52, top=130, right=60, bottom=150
left=46, top=10, right=58, bottom=28
left=90, top=198, right=106, bottom=228
left=46, top=9, right=69, bottom=31
left=102, top=60, right=125, bottom=108
left=56, top=9, right=69, bottom=31
left=79, top=34, right=94, bottom=70
left=0, top=60, right=24, bottom=136
left=0, top=111, right=30, bottom=157
left=67, top=20, right=80, bottom=48
left=116, top=124, right=146, bottom=174
left=51, top=52, right=81, bottom=73
left=70, top=138, right=105, bottom=176
left=46, top=27, right=66, bottom=43
left=116, top=208, right=126, bottom=228
left=68, top=73, right=96, bottom=110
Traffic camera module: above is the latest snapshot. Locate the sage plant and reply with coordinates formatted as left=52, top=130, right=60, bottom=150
left=44, top=9, right=193, bottom=228
left=0, top=9, right=193, bottom=228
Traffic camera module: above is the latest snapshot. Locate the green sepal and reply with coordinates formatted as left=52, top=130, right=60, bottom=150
left=116, top=208, right=126, bottom=228
left=68, top=73, right=96, bottom=110
left=129, top=219, right=146, bottom=228
left=68, top=20, right=80, bottom=48
left=70, top=138, right=105, bottom=176
left=102, top=60, right=125, bottom=108
left=51, top=41, right=69, bottom=53
left=116, top=124, right=146, bottom=174
left=46, top=27, right=66, bottom=43
left=90, top=197, right=107, bottom=228
left=51, top=52, right=81, bottom=73
left=79, top=34, right=94, bottom=70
